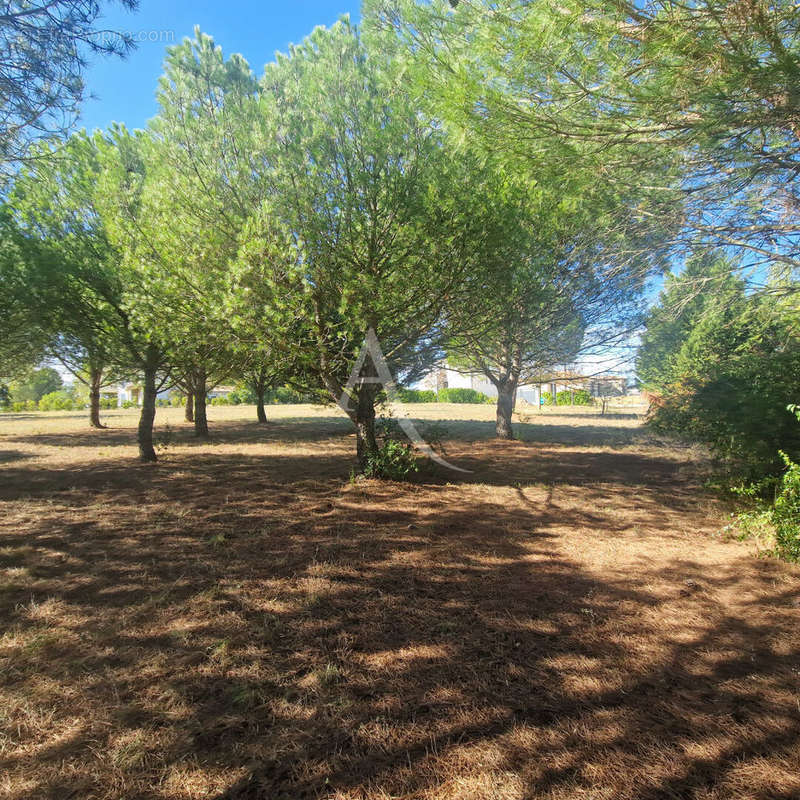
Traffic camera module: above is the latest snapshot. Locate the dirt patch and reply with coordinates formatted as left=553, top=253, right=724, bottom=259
left=0, top=405, right=798, bottom=799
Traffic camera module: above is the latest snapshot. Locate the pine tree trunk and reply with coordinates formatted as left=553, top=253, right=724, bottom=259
left=184, top=391, right=194, bottom=423
left=89, top=367, right=104, bottom=429
left=138, top=352, right=158, bottom=462
left=495, top=380, right=517, bottom=439
left=256, top=387, right=268, bottom=424
left=194, top=375, right=209, bottom=438
left=354, top=385, right=378, bottom=470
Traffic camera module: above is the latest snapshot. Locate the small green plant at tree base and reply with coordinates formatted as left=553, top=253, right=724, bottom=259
left=363, top=438, right=419, bottom=480
left=363, top=437, right=419, bottom=481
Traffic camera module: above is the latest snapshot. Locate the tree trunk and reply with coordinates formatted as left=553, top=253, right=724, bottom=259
left=354, top=385, right=378, bottom=470
left=256, top=387, right=268, bottom=424
left=89, top=366, right=105, bottom=429
left=495, top=380, right=517, bottom=439
left=194, top=374, right=209, bottom=438
left=138, top=351, right=158, bottom=462
left=184, top=391, right=194, bottom=423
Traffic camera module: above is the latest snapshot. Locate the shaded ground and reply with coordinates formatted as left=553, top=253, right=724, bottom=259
left=0, top=404, right=798, bottom=800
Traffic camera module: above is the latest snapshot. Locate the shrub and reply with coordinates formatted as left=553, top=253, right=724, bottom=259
left=732, top=406, right=800, bottom=562
left=272, top=386, right=307, bottom=404
left=228, top=387, right=253, bottom=404
left=555, top=389, right=593, bottom=405
left=38, top=391, right=78, bottom=411
left=121, top=400, right=137, bottom=409
left=541, top=391, right=553, bottom=405
left=363, top=437, right=419, bottom=480
left=396, top=388, right=437, bottom=403
left=100, top=397, right=118, bottom=409
left=437, top=387, right=491, bottom=404
left=772, top=451, right=800, bottom=562
left=210, top=395, right=231, bottom=405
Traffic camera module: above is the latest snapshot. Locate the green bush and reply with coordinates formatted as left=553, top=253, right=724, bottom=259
left=9, top=367, right=63, bottom=403
left=541, top=391, right=553, bottom=405
left=38, top=390, right=78, bottom=411
left=396, top=388, right=437, bottom=403
left=772, top=451, right=800, bottom=562
left=170, top=393, right=185, bottom=408
left=732, top=407, right=800, bottom=562
left=270, top=386, right=308, bottom=404
left=437, top=387, right=491, bottom=404
left=228, top=387, right=253, bottom=404
left=11, top=400, right=36, bottom=412
left=100, top=397, right=117, bottom=409
left=363, top=437, right=419, bottom=480
left=121, top=400, right=137, bottom=409
left=210, top=395, right=231, bottom=405
left=555, top=389, right=593, bottom=405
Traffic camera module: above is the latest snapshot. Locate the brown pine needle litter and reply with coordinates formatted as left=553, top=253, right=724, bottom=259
left=1, top=403, right=798, bottom=799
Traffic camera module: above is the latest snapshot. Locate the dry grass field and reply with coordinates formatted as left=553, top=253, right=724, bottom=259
left=1, top=403, right=799, bottom=799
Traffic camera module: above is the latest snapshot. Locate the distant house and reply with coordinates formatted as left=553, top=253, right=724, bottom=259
left=418, top=365, right=628, bottom=404
left=112, top=381, right=172, bottom=407
left=110, top=382, right=236, bottom=407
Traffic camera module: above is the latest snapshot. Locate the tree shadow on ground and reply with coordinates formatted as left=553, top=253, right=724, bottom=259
left=0, top=419, right=797, bottom=799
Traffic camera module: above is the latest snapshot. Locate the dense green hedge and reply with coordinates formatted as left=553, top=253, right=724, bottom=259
left=556, top=389, right=592, bottom=406
left=437, top=387, right=493, bottom=404
left=395, top=388, right=437, bottom=403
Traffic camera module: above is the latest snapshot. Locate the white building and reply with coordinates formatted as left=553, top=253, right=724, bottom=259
left=110, top=382, right=236, bottom=407
left=418, top=365, right=627, bottom=404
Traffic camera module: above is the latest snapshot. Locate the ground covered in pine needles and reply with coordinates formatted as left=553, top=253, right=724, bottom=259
left=1, top=404, right=799, bottom=799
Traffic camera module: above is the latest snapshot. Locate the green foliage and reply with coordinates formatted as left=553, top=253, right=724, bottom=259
left=641, top=255, right=800, bottom=478
left=38, top=390, right=79, bottom=411
left=9, top=400, right=37, bottom=412
left=9, top=368, right=63, bottom=403
left=100, top=397, right=117, bottom=409
left=554, top=389, right=592, bottom=406
left=574, top=390, right=592, bottom=406
left=0, top=0, right=138, bottom=173
left=170, top=394, right=186, bottom=408
left=0, top=383, right=9, bottom=408
left=228, top=387, right=254, bottom=405
left=771, top=451, right=800, bottom=562
left=541, top=391, right=553, bottom=406
left=437, top=388, right=491, bottom=404
left=362, top=437, right=419, bottom=481
left=396, top=388, right=437, bottom=403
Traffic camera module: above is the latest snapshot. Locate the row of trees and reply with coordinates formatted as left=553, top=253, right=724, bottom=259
left=1, top=19, right=662, bottom=467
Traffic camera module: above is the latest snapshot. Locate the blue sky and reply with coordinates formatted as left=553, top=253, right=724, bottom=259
left=78, top=0, right=360, bottom=134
